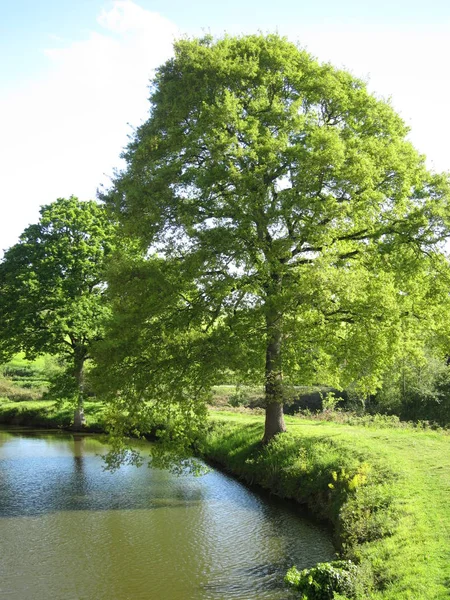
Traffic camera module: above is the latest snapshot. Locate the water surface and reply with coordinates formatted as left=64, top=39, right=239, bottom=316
left=0, top=428, right=334, bottom=600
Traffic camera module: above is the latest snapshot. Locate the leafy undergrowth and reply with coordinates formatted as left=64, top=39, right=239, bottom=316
left=293, top=408, right=449, bottom=432
left=205, top=412, right=450, bottom=599
left=0, top=378, right=43, bottom=401
left=285, top=560, right=361, bottom=599
left=210, top=384, right=265, bottom=408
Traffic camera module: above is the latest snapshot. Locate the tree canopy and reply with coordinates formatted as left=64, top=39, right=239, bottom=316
left=101, top=34, right=450, bottom=442
left=0, top=197, right=116, bottom=427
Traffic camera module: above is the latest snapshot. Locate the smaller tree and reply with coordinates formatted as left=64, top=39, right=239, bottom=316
left=0, top=197, right=116, bottom=427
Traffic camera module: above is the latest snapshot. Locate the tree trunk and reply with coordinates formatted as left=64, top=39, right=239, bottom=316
left=73, top=351, right=86, bottom=430
left=263, top=309, right=286, bottom=443
left=263, top=401, right=286, bottom=443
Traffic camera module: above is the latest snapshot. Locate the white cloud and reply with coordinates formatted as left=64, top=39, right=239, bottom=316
left=0, top=1, right=178, bottom=254
left=1, top=5, right=449, bottom=256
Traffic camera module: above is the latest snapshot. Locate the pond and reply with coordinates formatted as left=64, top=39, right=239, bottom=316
left=0, top=428, right=334, bottom=600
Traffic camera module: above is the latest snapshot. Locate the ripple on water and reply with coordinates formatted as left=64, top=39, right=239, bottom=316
left=0, top=429, right=334, bottom=600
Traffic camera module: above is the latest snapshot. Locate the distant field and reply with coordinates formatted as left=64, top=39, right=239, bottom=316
left=0, top=353, right=57, bottom=401
left=0, top=399, right=105, bottom=431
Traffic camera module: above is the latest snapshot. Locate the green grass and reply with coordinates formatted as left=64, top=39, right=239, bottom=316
left=0, top=401, right=449, bottom=598
left=205, top=412, right=450, bottom=599
left=0, top=352, right=55, bottom=376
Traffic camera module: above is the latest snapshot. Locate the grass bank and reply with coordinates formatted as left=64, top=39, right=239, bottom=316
left=204, top=412, right=450, bottom=599
left=1, top=400, right=449, bottom=598
left=0, top=399, right=105, bottom=431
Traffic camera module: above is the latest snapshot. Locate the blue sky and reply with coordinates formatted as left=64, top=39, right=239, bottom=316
left=3, top=0, right=449, bottom=79
left=1, top=0, right=450, bottom=253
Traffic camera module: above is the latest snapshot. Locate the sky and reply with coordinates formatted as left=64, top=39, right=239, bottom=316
left=1, top=0, right=450, bottom=254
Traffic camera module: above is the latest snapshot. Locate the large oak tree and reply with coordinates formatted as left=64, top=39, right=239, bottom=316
left=102, top=34, right=450, bottom=442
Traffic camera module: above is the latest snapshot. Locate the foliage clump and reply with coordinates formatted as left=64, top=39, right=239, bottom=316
left=372, top=352, right=450, bottom=426
left=285, top=560, right=359, bottom=599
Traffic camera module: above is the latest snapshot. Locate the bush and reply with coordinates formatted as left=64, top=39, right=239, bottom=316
left=227, top=385, right=263, bottom=408
left=285, top=560, right=359, bottom=599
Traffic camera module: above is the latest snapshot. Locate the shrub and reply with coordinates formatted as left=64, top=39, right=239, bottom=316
left=227, top=385, right=263, bottom=408
left=285, top=560, right=359, bottom=599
